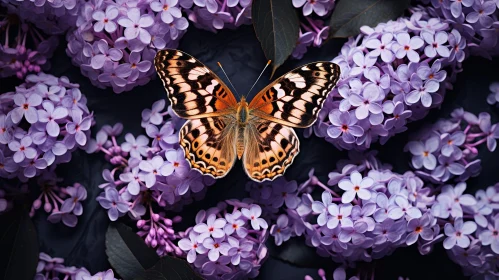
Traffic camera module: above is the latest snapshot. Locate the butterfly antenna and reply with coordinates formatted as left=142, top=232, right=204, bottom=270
left=245, top=60, right=271, bottom=99
left=217, top=62, right=241, bottom=98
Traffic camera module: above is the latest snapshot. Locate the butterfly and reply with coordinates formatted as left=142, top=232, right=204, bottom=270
left=154, top=49, right=340, bottom=182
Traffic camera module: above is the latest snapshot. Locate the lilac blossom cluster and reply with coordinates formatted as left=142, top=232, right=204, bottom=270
left=35, top=252, right=117, bottom=280
left=434, top=182, right=499, bottom=278
left=306, top=10, right=466, bottom=150
left=406, top=107, right=499, bottom=184
left=0, top=12, right=58, bottom=79
left=291, top=0, right=335, bottom=59
left=185, top=0, right=252, bottom=32
left=305, top=266, right=409, bottom=280
left=0, top=0, right=79, bottom=35
left=416, top=0, right=499, bottom=57
left=88, top=99, right=215, bottom=254
left=248, top=149, right=498, bottom=278
left=31, top=170, right=88, bottom=227
left=0, top=72, right=93, bottom=181
left=66, top=0, right=189, bottom=93
left=178, top=200, right=269, bottom=280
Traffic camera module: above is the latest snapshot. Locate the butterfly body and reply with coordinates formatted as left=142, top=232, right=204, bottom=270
left=235, top=97, right=249, bottom=159
left=154, top=49, right=340, bottom=182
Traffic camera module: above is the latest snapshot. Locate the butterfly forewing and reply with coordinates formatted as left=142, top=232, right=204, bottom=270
left=248, top=62, right=341, bottom=128
left=154, top=49, right=238, bottom=119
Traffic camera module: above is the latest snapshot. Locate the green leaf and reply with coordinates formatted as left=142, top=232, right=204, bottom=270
left=105, top=223, right=159, bottom=280
left=328, top=0, right=411, bottom=38
left=0, top=202, right=39, bottom=280
left=252, top=0, right=300, bottom=77
left=134, top=256, right=203, bottom=280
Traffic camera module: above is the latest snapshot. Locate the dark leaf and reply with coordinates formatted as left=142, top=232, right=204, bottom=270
left=267, top=237, right=331, bottom=268
left=328, top=0, right=410, bottom=38
left=135, top=256, right=203, bottom=280
left=0, top=202, right=39, bottom=280
left=252, top=0, right=300, bottom=77
left=105, top=223, right=159, bottom=280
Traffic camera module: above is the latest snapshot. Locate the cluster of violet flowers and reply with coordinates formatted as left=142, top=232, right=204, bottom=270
left=406, top=107, right=499, bottom=184
left=307, top=9, right=466, bottom=150
left=66, top=0, right=190, bottom=93
left=416, top=0, right=499, bottom=57
left=0, top=72, right=94, bottom=181
left=0, top=0, right=79, bottom=35
left=291, top=0, right=335, bottom=59
left=248, top=145, right=498, bottom=278
left=35, top=252, right=117, bottom=280
left=185, top=0, right=252, bottom=32
left=87, top=99, right=215, bottom=254
left=0, top=11, right=59, bottom=79
left=177, top=200, right=269, bottom=280
left=305, top=266, right=411, bottom=280
left=30, top=170, right=88, bottom=227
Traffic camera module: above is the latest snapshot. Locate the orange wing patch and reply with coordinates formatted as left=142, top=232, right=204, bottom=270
left=154, top=49, right=238, bottom=119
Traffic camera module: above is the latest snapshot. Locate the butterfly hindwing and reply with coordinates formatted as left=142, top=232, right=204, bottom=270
left=248, top=62, right=340, bottom=128
left=243, top=119, right=300, bottom=182
left=179, top=116, right=238, bottom=178
left=154, top=49, right=238, bottom=119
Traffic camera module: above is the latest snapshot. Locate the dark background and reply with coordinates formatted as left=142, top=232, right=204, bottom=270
left=1, top=24, right=498, bottom=279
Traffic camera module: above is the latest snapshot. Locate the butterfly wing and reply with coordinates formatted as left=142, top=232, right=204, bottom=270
left=179, top=116, right=238, bottom=179
left=248, top=62, right=340, bottom=128
left=154, top=49, right=238, bottom=119
left=243, top=62, right=340, bottom=182
left=243, top=118, right=300, bottom=182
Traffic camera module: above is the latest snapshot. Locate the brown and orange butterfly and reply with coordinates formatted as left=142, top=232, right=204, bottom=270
left=154, top=49, right=340, bottom=182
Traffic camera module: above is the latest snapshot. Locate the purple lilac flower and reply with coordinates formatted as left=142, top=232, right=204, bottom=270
left=270, top=214, right=292, bottom=246
left=443, top=218, right=477, bottom=249
left=97, top=188, right=129, bottom=221
left=338, top=171, right=373, bottom=203
left=292, top=32, right=315, bottom=59
left=407, top=135, right=439, bottom=170
left=27, top=171, right=88, bottom=227
left=486, top=82, right=499, bottom=105
left=88, top=100, right=217, bottom=258
left=0, top=73, right=94, bottom=181
left=308, top=10, right=463, bottom=151
left=479, top=216, right=499, bottom=254
left=67, top=0, right=189, bottom=93
left=1, top=0, right=79, bottom=35
left=248, top=149, right=496, bottom=276
left=242, top=205, right=268, bottom=230
left=406, top=106, right=499, bottom=183
left=0, top=12, right=59, bottom=79
left=327, top=110, right=364, bottom=143
left=35, top=252, right=117, bottom=280
left=178, top=201, right=268, bottom=279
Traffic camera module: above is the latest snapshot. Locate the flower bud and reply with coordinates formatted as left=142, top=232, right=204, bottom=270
left=163, top=218, right=173, bottom=226
left=33, top=199, right=42, bottom=209
left=137, top=220, right=146, bottom=228
left=44, top=202, right=52, bottom=213
left=152, top=213, right=160, bottom=222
